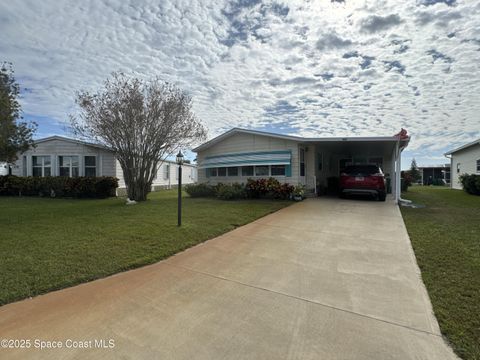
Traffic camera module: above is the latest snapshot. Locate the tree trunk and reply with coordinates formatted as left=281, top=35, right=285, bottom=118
left=123, top=167, right=151, bottom=202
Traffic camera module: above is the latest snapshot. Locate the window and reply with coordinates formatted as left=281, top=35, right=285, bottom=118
left=208, top=168, right=218, bottom=177
left=227, top=167, right=238, bottom=176
left=255, top=166, right=269, bottom=176
left=271, top=165, right=286, bottom=176
left=242, top=166, right=254, bottom=176
left=164, top=164, right=170, bottom=179
left=457, top=163, right=461, bottom=173
left=23, top=156, right=27, bottom=176
left=477, top=159, right=480, bottom=173
left=300, top=148, right=305, bottom=176
left=218, top=167, right=227, bottom=176
left=59, top=156, right=79, bottom=177
left=32, top=156, right=51, bottom=177
left=84, top=156, right=96, bottom=177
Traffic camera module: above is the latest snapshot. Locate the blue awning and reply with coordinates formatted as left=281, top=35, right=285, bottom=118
left=199, top=150, right=291, bottom=169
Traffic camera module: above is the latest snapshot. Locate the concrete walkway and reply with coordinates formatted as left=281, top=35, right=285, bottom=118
left=0, top=198, right=457, bottom=359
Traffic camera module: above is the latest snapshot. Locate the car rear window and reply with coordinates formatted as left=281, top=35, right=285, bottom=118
left=343, top=165, right=381, bottom=176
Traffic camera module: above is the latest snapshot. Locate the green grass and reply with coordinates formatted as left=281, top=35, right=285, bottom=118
left=0, top=191, right=290, bottom=306
left=401, top=186, right=480, bottom=360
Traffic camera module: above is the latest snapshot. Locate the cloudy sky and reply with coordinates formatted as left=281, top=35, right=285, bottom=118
left=1, top=0, right=479, bottom=166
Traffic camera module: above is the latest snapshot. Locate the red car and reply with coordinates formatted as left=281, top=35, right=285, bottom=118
left=339, top=165, right=387, bottom=201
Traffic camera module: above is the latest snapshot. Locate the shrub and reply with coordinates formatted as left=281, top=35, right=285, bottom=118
left=184, top=183, right=216, bottom=197
left=293, top=184, right=305, bottom=198
left=402, top=171, right=413, bottom=187
left=246, top=178, right=294, bottom=200
left=400, top=171, right=413, bottom=192
left=459, top=174, right=480, bottom=195
left=0, top=175, right=118, bottom=198
left=185, top=179, right=294, bottom=200
left=216, top=183, right=246, bottom=200
left=275, top=183, right=295, bottom=199
left=246, top=178, right=267, bottom=198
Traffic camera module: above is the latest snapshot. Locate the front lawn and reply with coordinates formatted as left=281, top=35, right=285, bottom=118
left=401, top=186, right=480, bottom=360
left=0, top=191, right=290, bottom=306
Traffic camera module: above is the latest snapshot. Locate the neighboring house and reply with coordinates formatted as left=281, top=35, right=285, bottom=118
left=418, top=164, right=450, bottom=185
left=9, top=136, right=197, bottom=194
left=445, top=138, right=480, bottom=190
left=0, top=162, right=9, bottom=176
left=193, top=128, right=410, bottom=203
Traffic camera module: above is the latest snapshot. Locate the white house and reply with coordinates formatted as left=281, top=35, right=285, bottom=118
left=445, top=138, right=480, bottom=190
left=193, top=128, right=410, bottom=203
left=9, top=136, right=198, bottom=194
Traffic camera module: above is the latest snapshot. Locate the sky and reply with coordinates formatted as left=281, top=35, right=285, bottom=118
left=1, top=0, right=479, bottom=167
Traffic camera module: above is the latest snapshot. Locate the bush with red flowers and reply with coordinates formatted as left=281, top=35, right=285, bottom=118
left=246, top=178, right=294, bottom=199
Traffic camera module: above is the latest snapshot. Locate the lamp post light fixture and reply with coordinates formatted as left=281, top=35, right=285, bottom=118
left=176, top=151, right=184, bottom=227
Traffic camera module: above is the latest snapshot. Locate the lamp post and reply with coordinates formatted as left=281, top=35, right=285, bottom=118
left=176, top=151, right=184, bottom=227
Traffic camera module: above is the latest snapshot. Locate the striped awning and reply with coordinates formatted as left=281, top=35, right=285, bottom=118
left=199, top=150, right=291, bottom=169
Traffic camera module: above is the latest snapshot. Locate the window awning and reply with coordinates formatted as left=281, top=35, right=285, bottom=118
left=199, top=150, right=291, bottom=169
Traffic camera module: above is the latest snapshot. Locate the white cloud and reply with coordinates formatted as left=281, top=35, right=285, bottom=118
left=0, top=0, right=479, bottom=165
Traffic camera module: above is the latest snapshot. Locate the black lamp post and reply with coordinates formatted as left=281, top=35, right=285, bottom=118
left=176, top=151, right=184, bottom=226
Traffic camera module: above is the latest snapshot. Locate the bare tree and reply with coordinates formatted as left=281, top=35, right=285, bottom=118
left=71, top=72, right=207, bottom=201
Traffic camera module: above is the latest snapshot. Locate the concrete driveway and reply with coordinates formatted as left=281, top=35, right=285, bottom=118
left=0, top=198, right=457, bottom=359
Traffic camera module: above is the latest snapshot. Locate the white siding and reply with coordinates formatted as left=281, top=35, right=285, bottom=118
left=11, top=138, right=113, bottom=177
left=115, top=159, right=125, bottom=188
left=115, top=160, right=197, bottom=190
left=196, top=132, right=301, bottom=186
left=450, top=144, right=480, bottom=189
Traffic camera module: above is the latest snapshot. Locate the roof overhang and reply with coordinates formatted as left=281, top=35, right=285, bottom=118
left=34, top=135, right=111, bottom=151
left=444, top=138, right=480, bottom=155
left=193, top=128, right=410, bottom=153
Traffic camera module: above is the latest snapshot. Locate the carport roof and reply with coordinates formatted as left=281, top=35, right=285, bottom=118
left=193, top=128, right=410, bottom=152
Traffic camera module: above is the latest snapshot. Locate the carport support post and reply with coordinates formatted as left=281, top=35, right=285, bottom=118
left=395, top=142, right=401, bottom=204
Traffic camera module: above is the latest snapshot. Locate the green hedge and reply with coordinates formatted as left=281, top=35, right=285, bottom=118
left=216, top=183, right=247, bottom=200
left=0, top=175, right=118, bottom=198
left=459, top=174, right=480, bottom=195
left=184, top=183, right=216, bottom=198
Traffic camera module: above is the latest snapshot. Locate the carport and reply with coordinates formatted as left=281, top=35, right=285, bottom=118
left=301, top=133, right=410, bottom=203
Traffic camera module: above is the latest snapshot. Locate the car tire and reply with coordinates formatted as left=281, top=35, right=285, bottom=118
left=378, top=192, right=386, bottom=201
left=339, top=190, right=346, bottom=199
